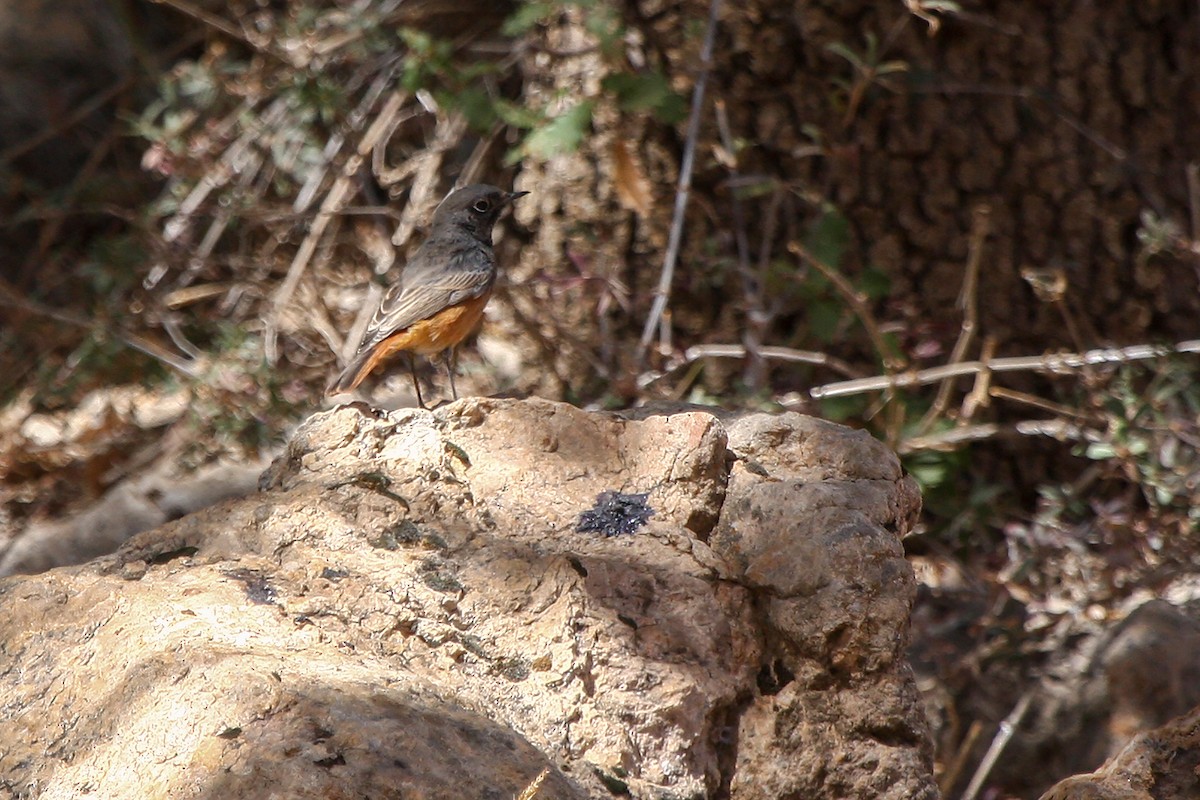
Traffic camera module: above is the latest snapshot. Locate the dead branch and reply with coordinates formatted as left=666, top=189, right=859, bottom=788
left=788, top=241, right=906, bottom=373
left=264, top=167, right=356, bottom=364
left=917, top=204, right=990, bottom=433
left=683, top=343, right=863, bottom=379
left=810, top=339, right=1200, bottom=399
left=959, top=689, right=1034, bottom=800
left=0, top=281, right=202, bottom=379
left=714, top=98, right=766, bottom=389
left=636, top=0, right=722, bottom=364
left=898, top=424, right=1001, bottom=454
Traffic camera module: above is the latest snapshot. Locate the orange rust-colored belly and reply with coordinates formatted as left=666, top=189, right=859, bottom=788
left=372, top=291, right=491, bottom=361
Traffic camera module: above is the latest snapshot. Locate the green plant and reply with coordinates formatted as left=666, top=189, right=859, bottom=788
left=1081, top=360, right=1200, bottom=519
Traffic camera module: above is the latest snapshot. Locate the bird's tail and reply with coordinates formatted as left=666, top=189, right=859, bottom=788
left=325, top=348, right=377, bottom=397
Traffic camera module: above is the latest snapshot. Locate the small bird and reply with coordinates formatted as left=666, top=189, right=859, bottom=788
left=326, top=184, right=527, bottom=407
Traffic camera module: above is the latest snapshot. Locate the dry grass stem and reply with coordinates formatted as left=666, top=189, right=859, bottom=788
left=636, top=0, right=723, bottom=364
left=917, top=204, right=991, bottom=434
left=788, top=241, right=905, bottom=373
left=811, top=339, right=1200, bottom=399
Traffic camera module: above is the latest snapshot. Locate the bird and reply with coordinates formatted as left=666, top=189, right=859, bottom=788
left=326, top=184, right=527, bottom=407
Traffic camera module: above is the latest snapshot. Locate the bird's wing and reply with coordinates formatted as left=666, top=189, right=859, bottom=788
left=356, top=264, right=492, bottom=354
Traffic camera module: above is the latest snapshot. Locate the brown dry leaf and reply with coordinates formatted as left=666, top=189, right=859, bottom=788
left=611, top=139, right=653, bottom=218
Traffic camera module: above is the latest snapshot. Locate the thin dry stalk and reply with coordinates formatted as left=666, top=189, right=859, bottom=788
left=1188, top=162, right=1200, bottom=247
left=21, top=123, right=119, bottom=280
left=959, top=689, right=1034, bottom=800
left=684, top=343, right=863, bottom=379
left=713, top=98, right=766, bottom=389
left=987, top=386, right=1106, bottom=425
left=958, top=335, right=997, bottom=421
left=150, top=0, right=288, bottom=64
left=811, top=339, right=1200, bottom=399
left=788, top=241, right=905, bottom=373
left=0, top=76, right=132, bottom=165
left=162, top=99, right=288, bottom=247
left=457, top=121, right=507, bottom=188
left=0, top=280, right=202, bottom=378
left=264, top=165, right=357, bottom=363
left=338, top=282, right=384, bottom=363
left=940, top=719, right=984, bottom=796
left=387, top=112, right=469, bottom=249
left=917, top=83, right=1127, bottom=163
left=1183, top=161, right=1200, bottom=287
left=636, top=0, right=722, bottom=364
left=267, top=75, right=415, bottom=363
left=898, top=423, right=1001, bottom=454
left=917, top=204, right=991, bottom=434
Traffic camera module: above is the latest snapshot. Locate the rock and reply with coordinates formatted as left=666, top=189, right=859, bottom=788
left=0, top=459, right=264, bottom=577
left=996, top=598, right=1200, bottom=796
left=0, top=398, right=933, bottom=799
left=1038, top=703, right=1200, bottom=800
left=715, top=413, right=933, bottom=798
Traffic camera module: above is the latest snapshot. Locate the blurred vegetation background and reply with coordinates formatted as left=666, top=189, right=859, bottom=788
left=2, top=0, right=1199, bottom=796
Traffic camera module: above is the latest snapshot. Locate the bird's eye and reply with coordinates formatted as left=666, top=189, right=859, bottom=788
left=472, top=199, right=491, bottom=213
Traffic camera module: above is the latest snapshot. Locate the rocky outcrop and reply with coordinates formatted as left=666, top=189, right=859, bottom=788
left=1039, top=703, right=1200, bottom=800
left=0, top=398, right=934, bottom=799
left=0, top=458, right=263, bottom=577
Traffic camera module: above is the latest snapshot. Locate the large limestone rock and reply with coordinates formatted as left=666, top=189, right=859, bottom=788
left=0, top=398, right=934, bottom=799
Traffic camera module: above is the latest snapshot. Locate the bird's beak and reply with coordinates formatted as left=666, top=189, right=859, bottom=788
left=505, top=190, right=530, bottom=204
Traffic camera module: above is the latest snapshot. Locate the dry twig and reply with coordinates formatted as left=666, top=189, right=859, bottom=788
left=917, top=205, right=991, bottom=434
left=811, top=339, right=1200, bottom=399
left=0, top=280, right=202, bottom=379
left=636, top=0, right=722, bottom=364
left=940, top=720, right=984, bottom=796
left=959, top=689, right=1034, bottom=800
left=683, top=343, right=863, bottom=379
left=788, top=241, right=905, bottom=373
left=713, top=98, right=767, bottom=389
left=150, top=0, right=290, bottom=65
left=516, top=768, right=549, bottom=800
left=264, top=165, right=356, bottom=364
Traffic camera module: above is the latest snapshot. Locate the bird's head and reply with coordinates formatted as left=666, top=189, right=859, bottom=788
left=431, top=184, right=528, bottom=244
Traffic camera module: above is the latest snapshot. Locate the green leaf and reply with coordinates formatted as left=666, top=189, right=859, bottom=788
left=502, top=0, right=555, bottom=35
left=453, top=87, right=499, bottom=132
left=791, top=267, right=829, bottom=301
left=1084, top=442, right=1116, bottom=460
left=921, top=1, right=962, bottom=12
left=826, top=41, right=866, bottom=70
left=523, top=101, right=594, bottom=159
left=601, top=71, right=687, bottom=124
left=492, top=98, right=543, bottom=130
left=808, top=299, right=843, bottom=343
left=905, top=451, right=952, bottom=490
left=804, top=207, right=850, bottom=268
left=858, top=266, right=891, bottom=300
left=817, top=394, right=869, bottom=423
left=730, top=178, right=777, bottom=199
left=582, top=4, right=624, bottom=55
left=1126, top=437, right=1150, bottom=456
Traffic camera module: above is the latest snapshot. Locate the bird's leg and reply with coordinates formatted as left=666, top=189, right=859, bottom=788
left=408, top=352, right=426, bottom=409
left=445, top=347, right=459, bottom=400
